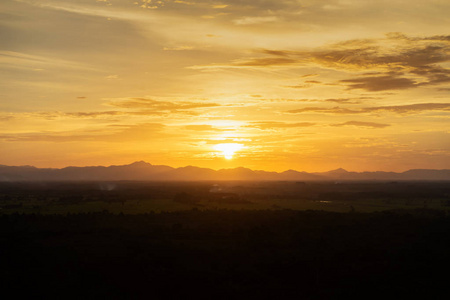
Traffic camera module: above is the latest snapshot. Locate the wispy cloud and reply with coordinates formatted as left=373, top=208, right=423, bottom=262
left=0, top=51, right=93, bottom=71
left=287, top=103, right=450, bottom=115
left=163, top=46, right=195, bottom=51
left=324, top=98, right=371, bottom=104
left=194, top=33, right=450, bottom=91
left=244, top=121, right=316, bottom=130
left=233, top=57, right=298, bottom=67
left=106, top=97, right=222, bottom=115
left=340, top=75, right=417, bottom=91
left=0, top=123, right=169, bottom=143
left=233, top=16, right=279, bottom=25
left=184, top=125, right=225, bottom=131
left=331, top=121, right=391, bottom=129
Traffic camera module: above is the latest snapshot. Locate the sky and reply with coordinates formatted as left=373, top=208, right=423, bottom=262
left=0, top=0, right=449, bottom=172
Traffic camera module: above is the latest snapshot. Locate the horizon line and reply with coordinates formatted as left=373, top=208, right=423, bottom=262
left=1, top=161, right=448, bottom=174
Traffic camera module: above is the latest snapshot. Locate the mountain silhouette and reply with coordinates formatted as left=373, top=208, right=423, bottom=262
left=0, top=162, right=449, bottom=181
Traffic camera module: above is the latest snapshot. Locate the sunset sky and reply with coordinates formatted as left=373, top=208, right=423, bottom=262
left=1, top=0, right=449, bottom=172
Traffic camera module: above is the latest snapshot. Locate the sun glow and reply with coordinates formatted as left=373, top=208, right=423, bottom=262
left=214, top=143, right=244, bottom=160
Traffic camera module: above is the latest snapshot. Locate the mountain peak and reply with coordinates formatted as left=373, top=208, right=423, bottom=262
left=129, top=161, right=151, bottom=166
left=327, top=168, right=348, bottom=173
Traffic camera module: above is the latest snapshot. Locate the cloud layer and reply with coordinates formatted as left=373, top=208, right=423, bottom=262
left=0, top=0, right=449, bottom=171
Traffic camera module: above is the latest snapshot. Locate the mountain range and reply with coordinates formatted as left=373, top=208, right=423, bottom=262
left=0, top=161, right=449, bottom=181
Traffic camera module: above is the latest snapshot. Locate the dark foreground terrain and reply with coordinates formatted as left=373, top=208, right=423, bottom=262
left=1, top=180, right=449, bottom=213
left=1, top=181, right=450, bottom=299
left=2, top=209, right=450, bottom=299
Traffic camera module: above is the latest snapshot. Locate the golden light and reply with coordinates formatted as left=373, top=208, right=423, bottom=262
left=214, top=143, right=244, bottom=160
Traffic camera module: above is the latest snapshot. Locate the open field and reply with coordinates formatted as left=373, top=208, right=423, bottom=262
left=1, top=181, right=449, bottom=214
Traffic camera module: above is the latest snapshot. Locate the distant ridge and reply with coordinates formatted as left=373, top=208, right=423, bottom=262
left=0, top=162, right=449, bottom=181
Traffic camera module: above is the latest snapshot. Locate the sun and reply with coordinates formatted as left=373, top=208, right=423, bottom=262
left=214, top=143, right=244, bottom=160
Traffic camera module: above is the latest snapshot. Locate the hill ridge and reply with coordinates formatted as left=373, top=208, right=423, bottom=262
left=0, top=161, right=449, bottom=181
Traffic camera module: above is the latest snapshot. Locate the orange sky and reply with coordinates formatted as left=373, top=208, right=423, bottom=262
left=0, top=0, right=449, bottom=172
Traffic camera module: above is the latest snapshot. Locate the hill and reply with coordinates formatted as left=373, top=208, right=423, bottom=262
left=0, top=162, right=449, bottom=181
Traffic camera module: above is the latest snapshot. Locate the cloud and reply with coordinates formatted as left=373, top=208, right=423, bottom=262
left=324, top=98, right=369, bottom=104
left=2, top=106, right=219, bottom=123
left=3, top=101, right=223, bottom=122
left=184, top=125, right=224, bottom=131
left=233, top=16, right=279, bottom=25
left=287, top=106, right=360, bottom=114
left=260, top=49, right=292, bottom=57
left=309, top=35, right=450, bottom=70
left=110, top=123, right=171, bottom=141
left=286, top=103, right=450, bottom=115
left=212, top=4, right=228, bottom=9
left=0, top=51, right=92, bottom=71
left=198, top=33, right=450, bottom=91
left=106, top=97, right=222, bottom=115
left=331, top=121, right=391, bottom=129
left=63, top=111, right=123, bottom=118
left=284, top=84, right=313, bottom=89
left=233, top=57, right=298, bottom=67
left=386, top=32, right=450, bottom=42
left=27, top=111, right=124, bottom=120
left=0, top=123, right=169, bottom=143
left=340, top=75, right=417, bottom=91
left=367, top=103, right=450, bottom=114
left=244, top=121, right=316, bottom=130
left=306, top=35, right=450, bottom=90
left=109, top=98, right=220, bottom=109
left=0, top=115, right=14, bottom=122
left=260, top=97, right=372, bottom=104
left=135, top=0, right=159, bottom=9
left=284, top=79, right=330, bottom=89
left=163, top=46, right=195, bottom=51
left=174, top=0, right=196, bottom=5
left=411, top=65, right=450, bottom=85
